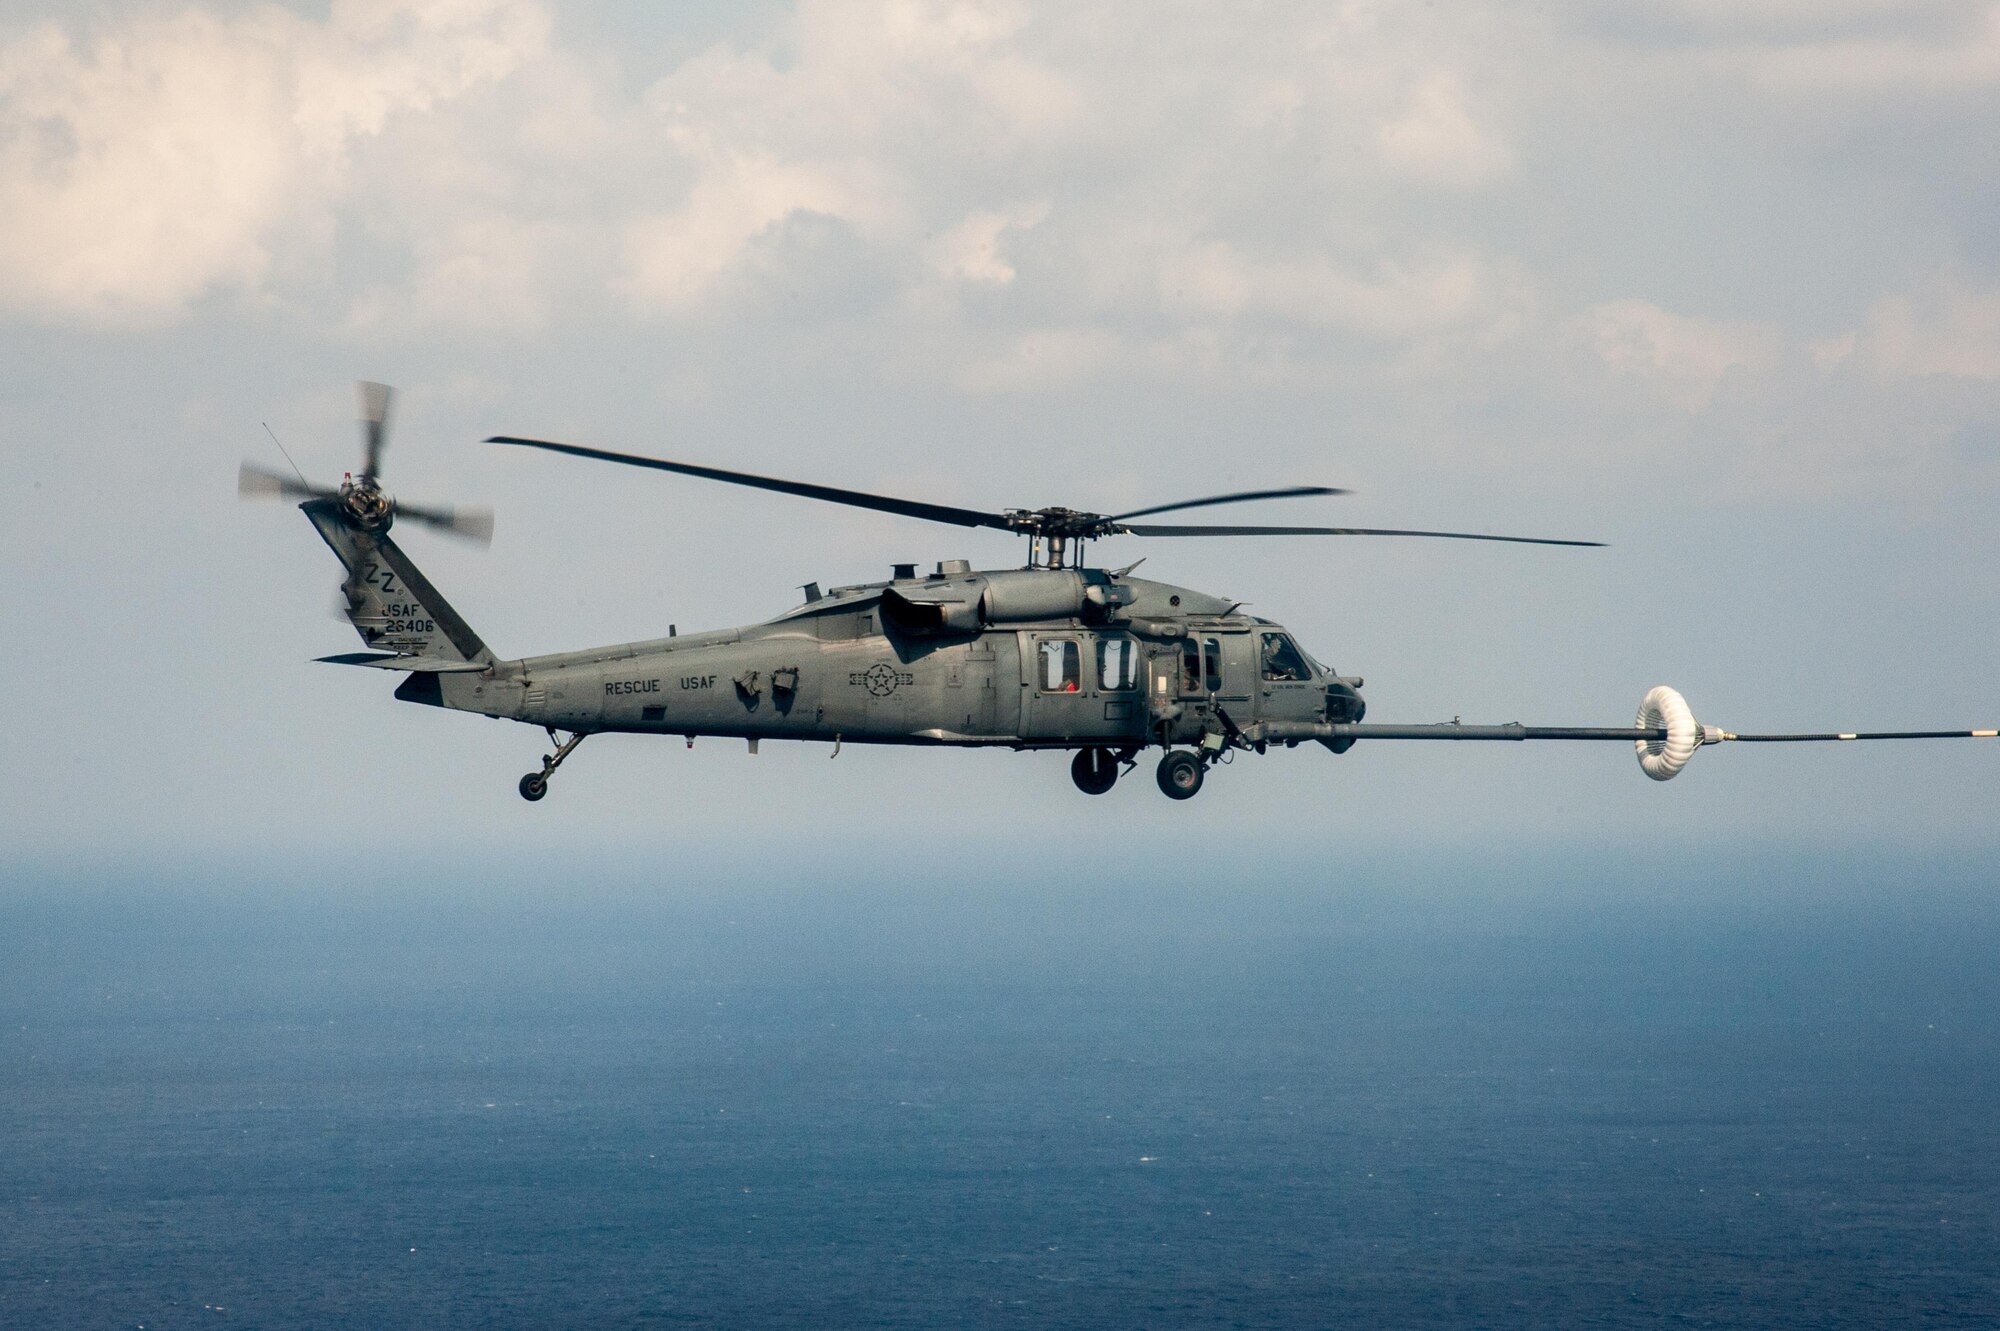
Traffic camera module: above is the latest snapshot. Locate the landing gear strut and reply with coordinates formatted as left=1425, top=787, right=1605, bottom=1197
left=519, top=728, right=585, bottom=802
left=1070, top=746, right=1129, bottom=795
left=1156, top=749, right=1205, bottom=800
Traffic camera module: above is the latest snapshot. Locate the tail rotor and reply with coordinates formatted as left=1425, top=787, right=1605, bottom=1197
left=239, top=381, right=493, bottom=546
left=238, top=461, right=331, bottom=503
left=358, top=380, right=391, bottom=485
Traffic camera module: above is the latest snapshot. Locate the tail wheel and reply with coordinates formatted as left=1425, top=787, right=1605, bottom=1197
left=1071, top=747, right=1119, bottom=795
left=1156, top=750, right=1205, bottom=800
left=518, top=773, right=548, bottom=802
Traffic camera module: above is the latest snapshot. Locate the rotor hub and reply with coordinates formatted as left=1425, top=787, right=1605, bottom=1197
left=340, top=475, right=393, bottom=531
left=239, top=382, right=492, bottom=545
left=1003, top=506, right=1116, bottom=541
left=1002, top=507, right=1125, bottom=566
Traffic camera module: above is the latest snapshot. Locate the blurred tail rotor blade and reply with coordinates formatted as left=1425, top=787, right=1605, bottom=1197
left=398, top=500, right=494, bottom=546
left=239, top=461, right=332, bottom=502
left=358, top=381, right=392, bottom=481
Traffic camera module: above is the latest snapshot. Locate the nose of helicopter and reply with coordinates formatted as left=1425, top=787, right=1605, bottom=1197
left=1325, top=677, right=1366, bottom=723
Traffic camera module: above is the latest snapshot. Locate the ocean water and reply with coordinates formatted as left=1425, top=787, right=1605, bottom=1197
left=3, top=852, right=1997, bottom=1328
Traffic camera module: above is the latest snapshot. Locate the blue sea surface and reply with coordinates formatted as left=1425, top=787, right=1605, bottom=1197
left=2, top=851, right=1997, bottom=1328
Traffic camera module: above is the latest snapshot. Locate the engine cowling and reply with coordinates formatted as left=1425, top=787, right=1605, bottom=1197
left=879, top=586, right=983, bottom=635
left=882, top=569, right=1139, bottom=637
left=978, top=569, right=1087, bottom=622
left=979, top=569, right=1135, bottom=623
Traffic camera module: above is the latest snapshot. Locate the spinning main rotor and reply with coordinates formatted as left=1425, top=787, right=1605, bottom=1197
left=487, top=434, right=1602, bottom=568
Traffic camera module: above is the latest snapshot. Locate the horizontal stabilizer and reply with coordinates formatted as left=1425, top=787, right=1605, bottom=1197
left=316, top=652, right=488, bottom=674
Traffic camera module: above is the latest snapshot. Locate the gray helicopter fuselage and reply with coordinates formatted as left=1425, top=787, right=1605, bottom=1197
left=414, top=566, right=1356, bottom=750
left=266, top=383, right=1999, bottom=805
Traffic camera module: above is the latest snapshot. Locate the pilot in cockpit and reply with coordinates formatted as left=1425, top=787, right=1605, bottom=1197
left=1261, top=633, right=1308, bottom=682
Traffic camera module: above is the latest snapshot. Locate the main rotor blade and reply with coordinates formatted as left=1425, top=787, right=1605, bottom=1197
left=358, top=381, right=392, bottom=481
left=489, top=436, right=1015, bottom=531
left=1110, top=485, right=1349, bottom=522
left=239, top=461, right=335, bottom=502
left=1120, top=522, right=1605, bottom=547
left=398, top=499, right=495, bottom=546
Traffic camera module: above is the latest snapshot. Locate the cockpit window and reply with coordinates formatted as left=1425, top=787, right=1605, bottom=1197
left=1260, top=632, right=1311, bottom=681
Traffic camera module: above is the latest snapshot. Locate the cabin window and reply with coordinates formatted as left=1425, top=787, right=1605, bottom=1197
left=1179, top=637, right=1222, bottom=694
left=1039, top=639, right=1082, bottom=693
left=1260, top=633, right=1311, bottom=682
left=1099, top=637, right=1139, bottom=691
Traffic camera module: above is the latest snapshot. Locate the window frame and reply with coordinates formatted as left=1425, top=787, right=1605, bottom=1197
left=1259, top=632, right=1312, bottom=682
left=1180, top=636, right=1223, bottom=695
left=1038, top=637, right=1083, bottom=694
left=1098, top=635, right=1139, bottom=691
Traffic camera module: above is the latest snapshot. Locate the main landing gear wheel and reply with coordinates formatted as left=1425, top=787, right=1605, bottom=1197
left=1071, top=747, right=1120, bottom=795
left=1156, top=750, right=1205, bottom=800
left=518, top=728, right=585, bottom=802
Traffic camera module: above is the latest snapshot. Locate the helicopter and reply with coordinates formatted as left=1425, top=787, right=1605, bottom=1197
left=242, top=383, right=1997, bottom=803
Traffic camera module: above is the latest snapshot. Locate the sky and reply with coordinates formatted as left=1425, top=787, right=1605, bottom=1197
left=3, top=0, right=1998, bottom=866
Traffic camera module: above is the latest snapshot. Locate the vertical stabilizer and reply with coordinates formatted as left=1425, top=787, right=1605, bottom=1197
left=303, top=499, right=492, bottom=664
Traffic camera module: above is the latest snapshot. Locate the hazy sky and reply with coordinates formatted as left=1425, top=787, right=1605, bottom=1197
left=4, top=0, right=1997, bottom=864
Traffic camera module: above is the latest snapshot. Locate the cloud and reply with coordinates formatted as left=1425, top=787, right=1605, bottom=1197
left=1604, top=0, right=1976, bottom=39
left=1581, top=0, right=2000, bottom=97
left=0, top=0, right=548, bottom=326
left=1711, top=7, right=2000, bottom=96
left=609, top=3, right=1525, bottom=354
left=949, top=325, right=1129, bottom=392
left=1844, top=278, right=2000, bottom=380
left=615, top=0, right=1083, bottom=318
left=344, top=216, right=570, bottom=336
left=0, top=1, right=1534, bottom=368
left=1158, top=242, right=1512, bottom=341
left=620, top=154, right=889, bottom=316
left=1377, top=71, right=1514, bottom=186
left=930, top=201, right=1050, bottom=286
left=3, top=0, right=1994, bottom=496
left=1573, top=300, right=1784, bottom=410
